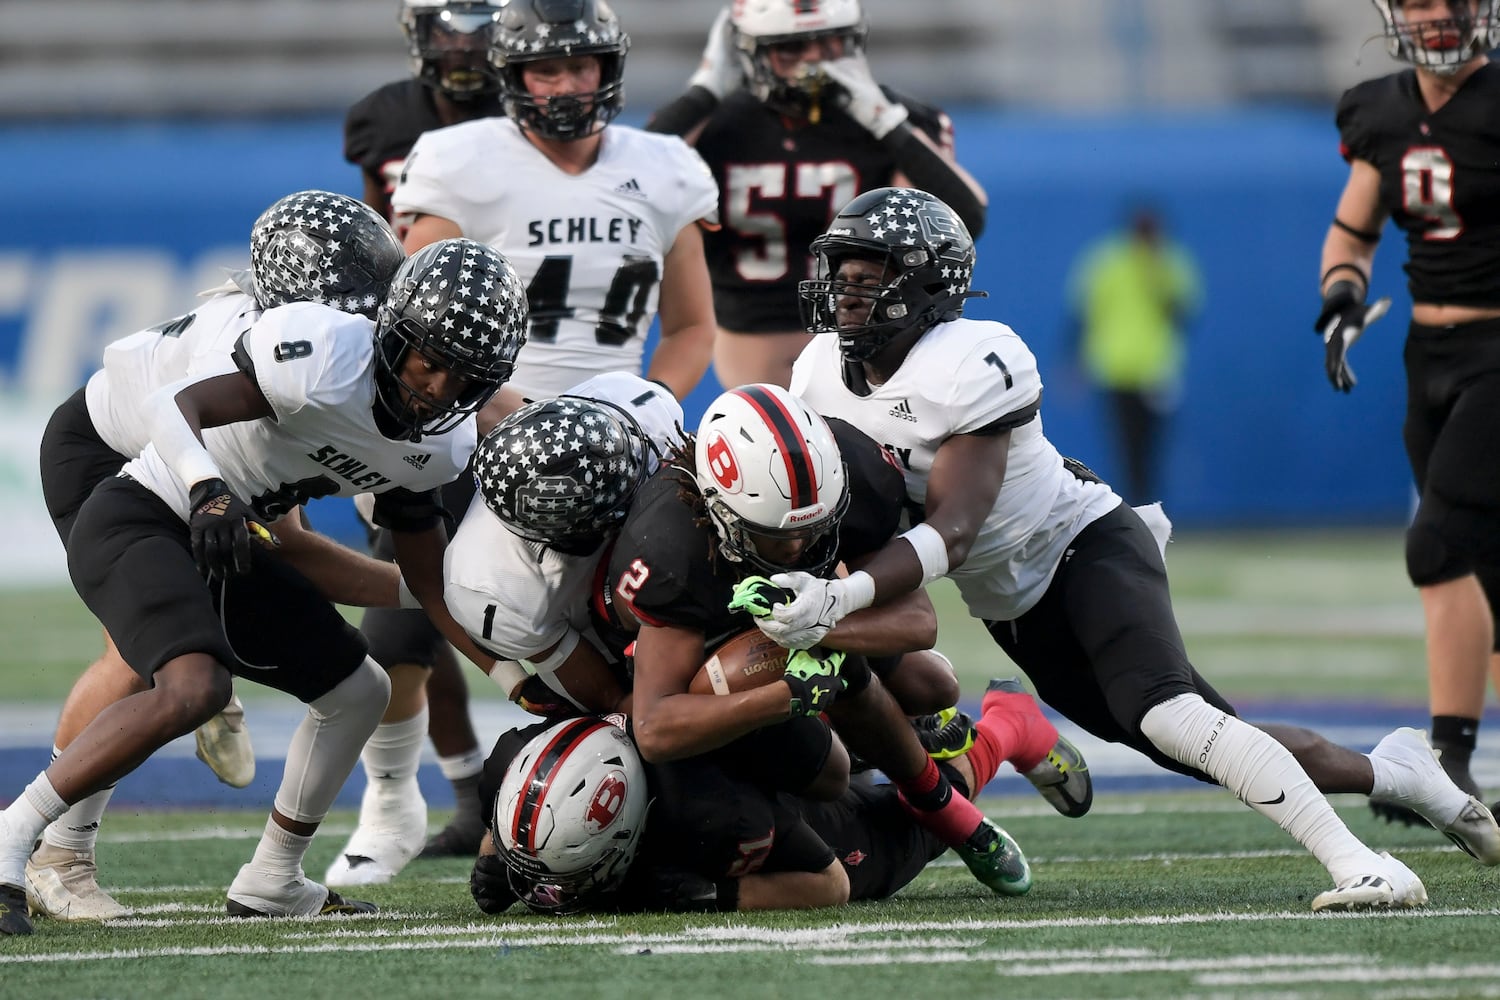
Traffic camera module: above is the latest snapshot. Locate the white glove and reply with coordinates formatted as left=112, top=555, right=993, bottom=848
left=754, top=570, right=876, bottom=650
left=820, top=53, right=908, bottom=139
left=688, top=8, right=741, bottom=99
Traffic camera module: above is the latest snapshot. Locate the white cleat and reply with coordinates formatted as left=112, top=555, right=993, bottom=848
left=323, top=782, right=427, bottom=888
left=25, top=843, right=128, bottom=921
left=1369, top=726, right=1500, bottom=865
left=226, top=864, right=375, bottom=918
left=1311, top=851, right=1428, bottom=912
left=195, top=693, right=256, bottom=788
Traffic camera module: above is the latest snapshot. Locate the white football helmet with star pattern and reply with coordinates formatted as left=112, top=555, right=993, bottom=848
left=799, top=186, right=978, bottom=362
left=249, top=190, right=405, bottom=319
left=374, top=237, right=527, bottom=440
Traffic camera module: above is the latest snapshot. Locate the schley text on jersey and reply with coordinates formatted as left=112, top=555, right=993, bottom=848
left=527, top=216, right=644, bottom=247
left=307, top=445, right=394, bottom=491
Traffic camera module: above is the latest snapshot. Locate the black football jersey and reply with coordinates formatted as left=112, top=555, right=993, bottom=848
left=607, top=418, right=906, bottom=642
left=343, top=79, right=504, bottom=221
left=1337, top=64, right=1500, bottom=307
left=692, top=89, right=955, bottom=333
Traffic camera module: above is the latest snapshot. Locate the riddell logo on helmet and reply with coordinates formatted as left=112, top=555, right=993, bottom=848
left=704, top=431, right=742, bottom=493
left=787, top=506, right=825, bottom=524
left=584, top=771, right=628, bottom=832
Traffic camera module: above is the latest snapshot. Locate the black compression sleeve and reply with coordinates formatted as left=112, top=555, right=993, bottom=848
left=882, top=123, right=986, bottom=238
left=645, top=86, right=719, bottom=136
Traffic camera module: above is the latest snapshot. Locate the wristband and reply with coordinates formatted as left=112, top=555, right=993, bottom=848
left=899, top=522, right=950, bottom=585
left=488, top=659, right=529, bottom=699
left=841, top=570, right=877, bottom=612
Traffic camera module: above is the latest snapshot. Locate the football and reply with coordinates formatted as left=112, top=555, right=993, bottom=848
left=689, top=628, right=789, bottom=696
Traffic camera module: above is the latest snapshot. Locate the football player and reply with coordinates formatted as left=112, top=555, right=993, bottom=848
left=1316, top=0, right=1500, bottom=826
left=761, top=186, right=1500, bottom=911
left=346, top=0, right=505, bottom=226
left=646, top=0, right=987, bottom=389
left=335, top=0, right=720, bottom=886
left=26, top=190, right=407, bottom=923
left=344, top=0, right=508, bottom=864
left=0, top=238, right=526, bottom=936
left=469, top=676, right=1058, bottom=915
left=606, top=383, right=1035, bottom=898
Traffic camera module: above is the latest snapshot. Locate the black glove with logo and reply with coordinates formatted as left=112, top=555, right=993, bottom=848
left=783, top=647, right=847, bottom=716
left=1314, top=280, right=1390, bottom=393
left=188, top=477, right=270, bottom=579
left=470, top=853, right=518, bottom=915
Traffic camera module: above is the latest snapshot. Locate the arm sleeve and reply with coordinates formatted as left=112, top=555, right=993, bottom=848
left=883, top=95, right=984, bottom=238
left=645, top=85, right=719, bottom=137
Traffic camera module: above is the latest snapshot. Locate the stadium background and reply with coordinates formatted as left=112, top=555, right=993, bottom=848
left=0, top=0, right=1428, bottom=583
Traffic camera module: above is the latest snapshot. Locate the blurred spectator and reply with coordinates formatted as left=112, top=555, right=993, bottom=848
left=1066, top=206, right=1202, bottom=503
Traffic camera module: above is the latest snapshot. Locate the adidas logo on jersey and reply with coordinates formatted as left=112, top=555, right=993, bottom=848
left=614, top=177, right=647, bottom=199
left=888, top=399, right=917, bottom=423
left=403, top=453, right=431, bottom=470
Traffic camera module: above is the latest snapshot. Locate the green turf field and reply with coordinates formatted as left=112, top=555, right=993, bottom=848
left=6, top=528, right=1494, bottom=999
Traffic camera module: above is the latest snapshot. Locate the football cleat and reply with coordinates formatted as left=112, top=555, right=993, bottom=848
left=324, top=781, right=428, bottom=887
left=226, top=864, right=376, bottom=918
left=0, top=882, right=33, bottom=935
left=952, top=817, right=1032, bottom=897
left=1368, top=727, right=1500, bottom=865
left=1311, top=851, right=1427, bottom=912
left=985, top=677, right=1094, bottom=817
left=25, top=843, right=127, bottom=920
left=194, top=693, right=256, bottom=788
left=913, top=707, right=976, bottom=761
left=418, top=817, right=487, bottom=860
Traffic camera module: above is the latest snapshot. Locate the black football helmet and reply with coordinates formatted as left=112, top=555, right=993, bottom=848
left=490, top=0, right=629, bottom=141
left=474, top=395, right=651, bottom=553
left=401, top=1, right=504, bottom=99
left=373, top=238, right=528, bottom=441
left=1372, top=0, right=1499, bottom=75
left=799, top=187, right=979, bottom=362
left=249, top=190, right=405, bottom=319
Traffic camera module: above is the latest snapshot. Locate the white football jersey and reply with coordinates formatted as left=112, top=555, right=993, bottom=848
left=85, top=291, right=260, bottom=459
left=444, top=373, right=684, bottom=664
left=791, top=317, right=1120, bottom=620
left=392, top=118, right=718, bottom=398
left=122, top=302, right=475, bottom=521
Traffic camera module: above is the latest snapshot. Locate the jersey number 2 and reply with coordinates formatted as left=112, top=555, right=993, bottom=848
left=526, top=255, right=661, bottom=345
left=1402, top=147, right=1462, bottom=241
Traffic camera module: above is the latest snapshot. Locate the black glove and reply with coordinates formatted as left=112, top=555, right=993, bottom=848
left=1313, top=280, right=1389, bottom=393
left=782, top=647, right=847, bottom=716
left=470, top=853, right=518, bottom=915
left=188, top=477, right=270, bottom=579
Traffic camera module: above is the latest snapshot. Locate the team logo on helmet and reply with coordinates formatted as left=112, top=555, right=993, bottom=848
left=702, top=430, right=743, bottom=494
left=583, top=771, right=629, bottom=833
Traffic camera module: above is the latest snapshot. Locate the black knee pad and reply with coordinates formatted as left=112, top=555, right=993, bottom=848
left=1406, top=516, right=1472, bottom=586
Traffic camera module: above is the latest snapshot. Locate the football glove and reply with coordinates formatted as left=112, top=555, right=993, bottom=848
left=753, top=571, right=876, bottom=650
left=821, top=53, right=909, bottom=139
left=470, top=853, right=518, bottom=915
left=688, top=7, right=740, bottom=99
left=188, top=477, right=273, bottom=579
left=783, top=647, right=847, bottom=716
left=1314, top=280, right=1390, bottom=393
left=727, top=575, right=795, bottom=619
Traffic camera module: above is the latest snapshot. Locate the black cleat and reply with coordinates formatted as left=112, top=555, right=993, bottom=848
left=0, top=882, right=35, bottom=935
left=418, top=819, right=487, bottom=859
left=913, top=708, right=977, bottom=760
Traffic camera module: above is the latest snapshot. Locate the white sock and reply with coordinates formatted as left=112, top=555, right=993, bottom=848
left=42, top=746, right=116, bottom=853
left=0, top=773, right=67, bottom=885
left=273, top=658, right=390, bottom=825
left=1140, top=694, right=1378, bottom=884
left=361, top=706, right=429, bottom=809
left=247, top=816, right=313, bottom=881
left=437, top=748, right=484, bottom=782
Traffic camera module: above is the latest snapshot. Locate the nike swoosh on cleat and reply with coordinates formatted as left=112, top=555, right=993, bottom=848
left=1250, top=791, right=1287, bottom=806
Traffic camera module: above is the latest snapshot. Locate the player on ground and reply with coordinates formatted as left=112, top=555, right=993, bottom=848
left=0, top=238, right=525, bottom=936
left=647, top=0, right=986, bottom=388
left=344, top=0, right=509, bottom=862
left=607, top=383, right=1038, bottom=898
left=1316, top=0, right=1500, bottom=825
left=27, top=190, right=407, bottom=922
left=762, top=186, right=1500, bottom=911
left=331, top=0, right=720, bottom=886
